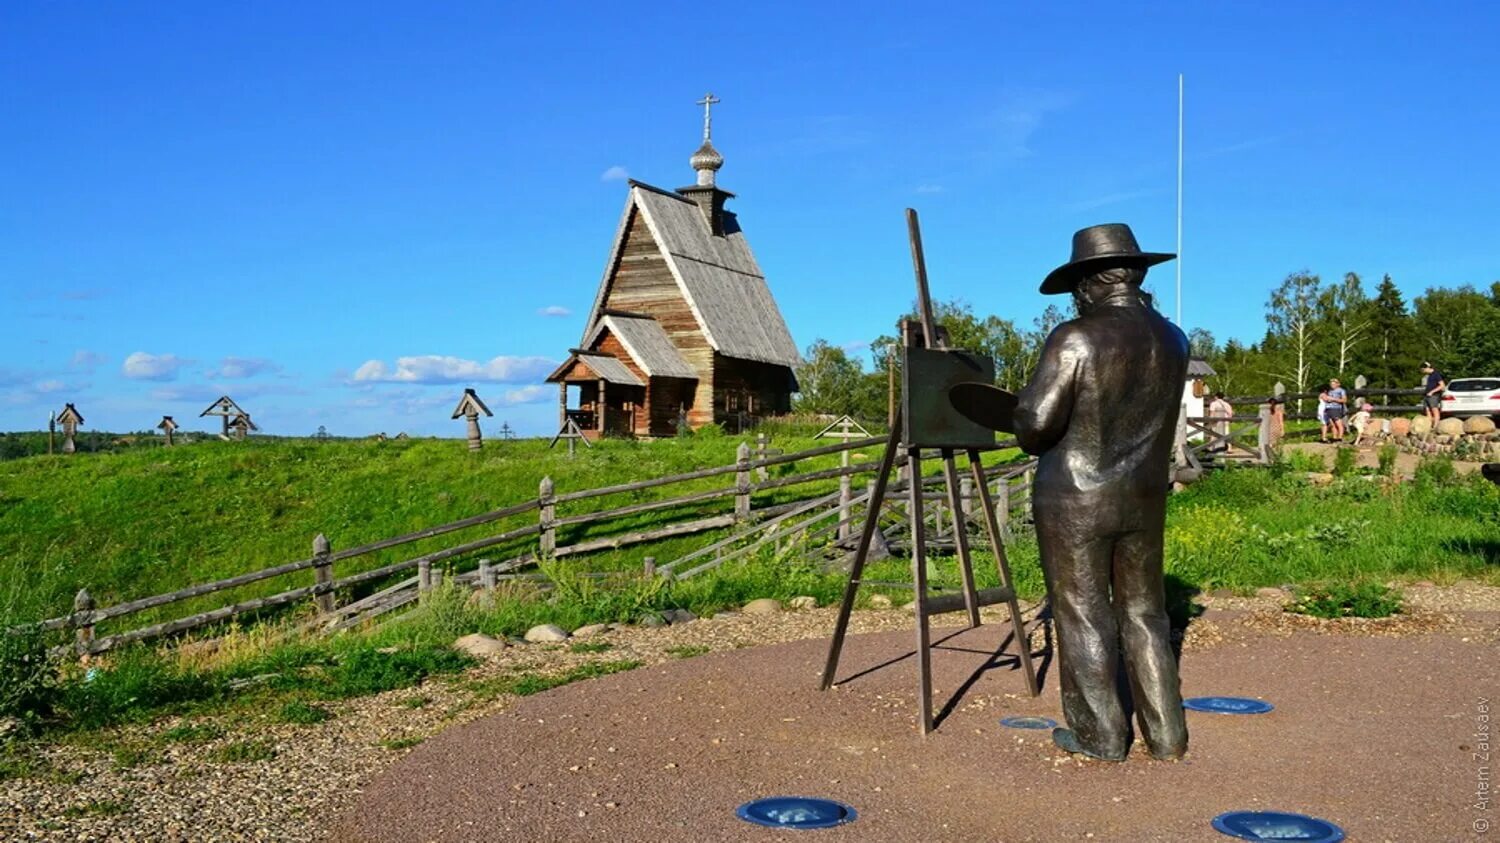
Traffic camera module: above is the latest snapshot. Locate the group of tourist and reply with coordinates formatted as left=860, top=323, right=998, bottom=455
left=1314, top=362, right=1447, bottom=445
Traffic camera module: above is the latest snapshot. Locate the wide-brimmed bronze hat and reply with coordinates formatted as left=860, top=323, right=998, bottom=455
left=1040, top=223, right=1175, bottom=295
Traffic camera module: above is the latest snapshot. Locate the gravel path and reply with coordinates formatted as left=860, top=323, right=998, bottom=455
left=2, top=586, right=1496, bottom=841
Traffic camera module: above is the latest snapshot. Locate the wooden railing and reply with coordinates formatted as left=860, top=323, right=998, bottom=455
left=27, top=433, right=1035, bottom=655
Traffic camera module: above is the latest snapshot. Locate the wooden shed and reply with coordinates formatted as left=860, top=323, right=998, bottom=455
left=548, top=102, right=800, bottom=439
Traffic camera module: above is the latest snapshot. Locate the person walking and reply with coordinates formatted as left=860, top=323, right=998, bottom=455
left=1421, top=362, right=1447, bottom=425
left=965, top=223, right=1189, bottom=762
left=1207, top=391, right=1234, bottom=453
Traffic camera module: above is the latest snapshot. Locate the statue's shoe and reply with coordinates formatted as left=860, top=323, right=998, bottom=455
left=1051, top=728, right=1126, bottom=762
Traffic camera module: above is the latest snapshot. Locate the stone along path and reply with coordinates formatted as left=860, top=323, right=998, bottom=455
left=333, top=609, right=1496, bottom=842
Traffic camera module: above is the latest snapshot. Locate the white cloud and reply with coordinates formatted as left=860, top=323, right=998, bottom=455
left=502, top=385, right=553, bottom=405
left=71, top=350, right=106, bottom=370
left=350, top=355, right=558, bottom=385
left=600, top=165, right=630, bottom=182
left=984, top=88, right=1073, bottom=160
left=34, top=379, right=67, bottom=394
left=122, top=351, right=191, bottom=382
left=208, top=356, right=281, bottom=379
left=537, top=305, right=572, bottom=318
left=841, top=340, right=870, bottom=353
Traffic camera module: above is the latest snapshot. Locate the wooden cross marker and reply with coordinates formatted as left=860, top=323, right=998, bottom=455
left=56, top=403, right=84, bottom=454
left=451, top=388, right=493, bottom=452
left=157, top=415, right=178, bottom=446
left=548, top=416, right=592, bottom=456
left=200, top=396, right=248, bottom=440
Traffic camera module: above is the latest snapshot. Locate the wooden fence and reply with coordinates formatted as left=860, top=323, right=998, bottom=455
left=30, top=434, right=1038, bottom=656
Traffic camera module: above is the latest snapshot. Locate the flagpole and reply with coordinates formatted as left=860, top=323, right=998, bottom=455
left=1176, top=73, right=1184, bottom=326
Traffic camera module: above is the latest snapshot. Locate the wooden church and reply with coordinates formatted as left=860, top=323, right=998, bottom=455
left=547, top=96, right=801, bottom=439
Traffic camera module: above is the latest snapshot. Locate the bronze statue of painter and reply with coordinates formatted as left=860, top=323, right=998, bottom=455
left=960, top=223, right=1189, bottom=761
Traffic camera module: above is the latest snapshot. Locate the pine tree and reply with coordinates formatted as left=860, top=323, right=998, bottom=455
left=1359, top=275, right=1419, bottom=393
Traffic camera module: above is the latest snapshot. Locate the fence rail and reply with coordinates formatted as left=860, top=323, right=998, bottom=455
left=28, top=432, right=1038, bottom=656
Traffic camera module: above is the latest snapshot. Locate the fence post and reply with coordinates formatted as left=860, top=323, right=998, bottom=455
left=430, top=566, right=444, bottom=591
left=1173, top=403, right=1188, bottom=468
left=312, top=533, right=335, bottom=614
left=866, top=478, right=879, bottom=523
left=995, top=476, right=1011, bottom=540
left=959, top=476, right=973, bottom=524
left=735, top=443, right=752, bottom=522
left=1021, top=464, right=1035, bottom=524
left=478, top=559, right=496, bottom=591
left=72, top=588, right=95, bottom=658
left=539, top=476, right=556, bottom=556
left=1257, top=405, right=1273, bottom=464
left=838, top=475, right=853, bottom=541
left=418, top=559, right=432, bottom=600
left=755, top=433, right=769, bottom=482
left=643, top=556, right=656, bottom=578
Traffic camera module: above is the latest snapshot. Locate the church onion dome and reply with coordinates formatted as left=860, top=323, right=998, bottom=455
left=691, top=139, right=724, bottom=181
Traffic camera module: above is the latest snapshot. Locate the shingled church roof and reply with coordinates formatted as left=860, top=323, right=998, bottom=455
left=579, top=182, right=801, bottom=370
left=585, top=312, right=698, bottom=379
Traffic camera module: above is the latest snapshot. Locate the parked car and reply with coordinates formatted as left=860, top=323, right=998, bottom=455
left=1441, top=377, right=1500, bottom=418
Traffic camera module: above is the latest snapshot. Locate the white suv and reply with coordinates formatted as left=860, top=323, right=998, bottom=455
left=1442, top=378, right=1500, bottom=418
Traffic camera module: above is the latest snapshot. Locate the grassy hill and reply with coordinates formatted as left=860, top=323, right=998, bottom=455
left=3, top=425, right=1497, bottom=637
left=0, top=427, right=891, bottom=626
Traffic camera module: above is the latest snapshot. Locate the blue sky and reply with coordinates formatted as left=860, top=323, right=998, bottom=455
left=3, top=2, right=1496, bottom=437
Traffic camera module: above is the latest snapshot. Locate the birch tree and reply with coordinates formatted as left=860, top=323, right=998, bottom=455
left=1317, top=272, right=1372, bottom=377
left=1265, top=271, right=1324, bottom=406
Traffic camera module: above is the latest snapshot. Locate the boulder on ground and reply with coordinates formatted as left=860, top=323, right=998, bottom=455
left=453, top=633, right=507, bottom=658
left=787, top=596, right=818, bottom=610
left=1255, top=587, right=1289, bottom=600
left=661, top=608, right=698, bottom=625
left=1437, top=417, right=1466, bottom=436
left=742, top=598, right=783, bottom=615
left=1410, top=415, right=1432, bottom=436
left=1388, top=417, right=1411, bottom=437
left=637, top=612, right=669, bottom=628
left=868, top=594, right=893, bottom=610
left=572, top=623, right=610, bottom=638
left=1307, top=472, right=1335, bottom=486
left=1463, top=416, right=1497, bottom=435
left=523, top=624, right=569, bottom=643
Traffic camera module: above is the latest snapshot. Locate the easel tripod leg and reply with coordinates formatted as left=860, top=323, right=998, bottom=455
left=941, top=450, right=982, bottom=628
left=820, top=416, right=903, bottom=691
left=967, top=451, right=1039, bottom=697
left=908, top=449, right=935, bottom=734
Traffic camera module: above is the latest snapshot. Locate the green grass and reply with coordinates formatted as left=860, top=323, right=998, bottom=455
left=1288, top=582, right=1404, bottom=619
left=209, top=739, right=275, bottom=763
left=275, top=700, right=332, bottom=725
left=0, top=429, right=953, bottom=634
left=2, top=432, right=1495, bottom=740
left=62, top=799, right=129, bottom=818
left=665, top=645, right=710, bottom=659
left=568, top=641, right=612, bottom=654
left=381, top=736, right=423, bottom=751
left=464, top=660, right=643, bottom=701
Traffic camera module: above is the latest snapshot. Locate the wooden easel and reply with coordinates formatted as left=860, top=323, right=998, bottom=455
left=820, top=209, right=1038, bottom=734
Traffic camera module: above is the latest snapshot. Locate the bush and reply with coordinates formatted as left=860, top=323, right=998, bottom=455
left=1377, top=444, right=1399, bottom=477
left=1331, top=447, right=1358, bottom=478
left=1282, top=450, right=1327, bottom=473
left=1415, top=455, right=1456, bottom=486
left=1288, top=582, right=1403, bottom=619
left=0, top=626, right=58, bottom=733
